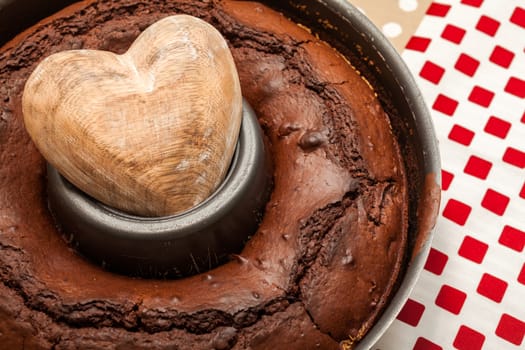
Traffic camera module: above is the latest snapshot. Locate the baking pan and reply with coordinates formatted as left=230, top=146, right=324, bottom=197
left=0, top=0, right=441, bottom=348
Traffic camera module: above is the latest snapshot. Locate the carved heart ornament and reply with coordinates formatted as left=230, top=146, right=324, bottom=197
left=23, top=15, right=243, bottom=217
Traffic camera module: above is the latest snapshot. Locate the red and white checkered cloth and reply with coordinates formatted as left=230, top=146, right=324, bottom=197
left=374, top=1, right=525, bottom=349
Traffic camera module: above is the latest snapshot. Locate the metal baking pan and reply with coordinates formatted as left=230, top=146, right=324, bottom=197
left=0, top=0, right=441, bottom=348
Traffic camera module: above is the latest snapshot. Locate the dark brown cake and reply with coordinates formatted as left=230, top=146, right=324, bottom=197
left=0, top=1, right=408, bottom=349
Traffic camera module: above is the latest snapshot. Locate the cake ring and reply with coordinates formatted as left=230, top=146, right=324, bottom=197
left=46, top=99, right=272, bottom=278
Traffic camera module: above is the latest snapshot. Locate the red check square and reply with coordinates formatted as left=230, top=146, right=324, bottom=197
left=482, top=189, right=510, bottom=216
left=505, top=77, right=525, bottom=98
left=503, top=147, right=525, bottom=168
left=510, top=7, right=525, bottom=29
left=461, top=0, right=483, bottom=7
left=499, top=225, right=525, bottom=252
left=519, top=263, right=525, bottom=285
left=484, top=116, right=511, bottom=139
left=464, top=155, right=492, bottom=179
left=406, top=36, right=432, bottom=52
left=425, top=248, right=448, bottom=275
left=435, top=285, right=467, bottom=314
left=468, top=86, right=495, bottom=108
left=458, top=236, right=488, bottom=264
left=443, top=199, right=472, bottom=225
left=476, top=15, right=500, bottom=36
left=441, top=170, right=454, bottom=190
left=490, top=46, right=515, bottom=68
left=433, top=94, right=459, bottom=116
left=397, top=298, right=425, bottom=327
left=427, top=3, right=451, bottom=17
left=477, top=273, right=508, bottom=302
left=442, top=24, right=466, bottom=44
left=455, top=53, right=480, bottom=76
left=454, top=325, right=486, bottom=350
left=420, top=61, right=446, bottom=84
left=449, top=125, right=475, bottom=145
left=496, top=314, right=525, bottom=346
left=414, top=337, right=443, bottom=350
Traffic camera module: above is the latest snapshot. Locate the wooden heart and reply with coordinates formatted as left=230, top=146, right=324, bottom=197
left=22, top=15, right=242, bottom=217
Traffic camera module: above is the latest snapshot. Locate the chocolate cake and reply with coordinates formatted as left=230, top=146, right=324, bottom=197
left=0, top=1, right=408, bottom=349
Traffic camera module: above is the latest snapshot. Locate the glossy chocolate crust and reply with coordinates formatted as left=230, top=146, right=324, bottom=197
left=0, top=1, right=408, bottom=349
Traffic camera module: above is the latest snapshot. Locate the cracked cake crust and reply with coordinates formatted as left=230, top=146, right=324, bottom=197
left=0, top=1, right=408, bottom=349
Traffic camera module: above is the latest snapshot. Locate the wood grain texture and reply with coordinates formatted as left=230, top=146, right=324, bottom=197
left=22, top=15, right=243, bottom=217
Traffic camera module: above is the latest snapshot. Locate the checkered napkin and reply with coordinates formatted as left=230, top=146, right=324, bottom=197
left=374, top=1, right=525, bottom=349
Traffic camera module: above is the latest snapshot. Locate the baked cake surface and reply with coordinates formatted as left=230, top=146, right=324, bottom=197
left=0, top=1, right=408, bottom=349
